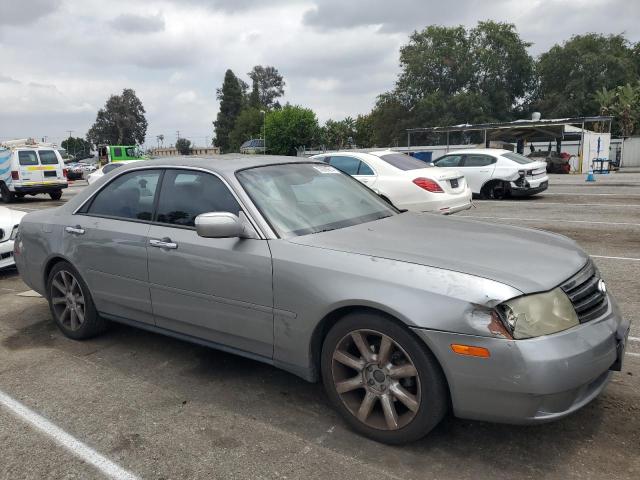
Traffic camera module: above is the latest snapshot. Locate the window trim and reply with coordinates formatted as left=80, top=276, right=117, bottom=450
left=461, top=154, right=497, bottom=168
left=73, top=165, right=266, bottom=239
left=152, top=168, right=242, bottom=230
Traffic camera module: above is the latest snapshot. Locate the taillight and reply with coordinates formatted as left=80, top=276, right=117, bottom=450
left=11, top=171, right=19, bottom=180
left=63, top=168, right=68, bottom=178
left=413, top=177, right=443, bottom=193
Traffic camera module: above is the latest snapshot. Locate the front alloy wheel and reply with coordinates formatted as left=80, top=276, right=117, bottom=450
left=322, top=312, right=448, bottom=444
left=332, top=329, right=420, bottom=430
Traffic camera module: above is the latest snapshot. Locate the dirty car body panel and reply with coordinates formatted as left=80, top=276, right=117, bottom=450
left=14, top=155, right=629, bottom=427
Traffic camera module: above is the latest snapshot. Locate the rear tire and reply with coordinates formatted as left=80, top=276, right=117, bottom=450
left=46, top=261, right=108, bottom=340
left=1, top=184, right=15, bottom=203
left=49, top=190, right=63, bottom=201
left=321, top=311, right=448, bottom=444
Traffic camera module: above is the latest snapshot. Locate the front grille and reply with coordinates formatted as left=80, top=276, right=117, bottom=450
left=560, top=262, right=608, bottom=323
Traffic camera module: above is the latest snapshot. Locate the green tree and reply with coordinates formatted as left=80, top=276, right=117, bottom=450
left=353, top=114, right=374, bottom=147
left=175, top=137, right=192, bottom=155
left=248, top=65, right=285, bottom=109
left=229, top=107, right=264, bottom=151
left=86, top=88, right=147, bottom=146
left=214, top=69, right=245, bottom=152
left=535, top=34, right=639, bottom=117
left=265, top=105, right=320, bottom=156
left=61, top=137, right=91, bottom=160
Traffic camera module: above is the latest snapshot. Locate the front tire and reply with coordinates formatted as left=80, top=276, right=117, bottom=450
left=46, top=261, right=108, bottom=339
left=321, top=312, right=448, bottom=444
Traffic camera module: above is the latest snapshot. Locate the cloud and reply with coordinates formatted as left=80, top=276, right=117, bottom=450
left=0, top=0, right=62, bottom=26
left=0, top=75, right=21, bottom=84
left=109, top=13, right=165, bottom=34
left=1, top=0, right=639, bottom=147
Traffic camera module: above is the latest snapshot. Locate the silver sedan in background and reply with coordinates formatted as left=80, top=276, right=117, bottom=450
left=14, top=156, right=629, bottom=444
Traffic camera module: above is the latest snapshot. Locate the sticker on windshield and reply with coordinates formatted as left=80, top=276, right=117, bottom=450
left=313, top=165, right=340, bottom=174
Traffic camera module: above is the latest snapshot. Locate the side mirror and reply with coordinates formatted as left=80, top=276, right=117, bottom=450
left=195, top=212, right=257, bottom=239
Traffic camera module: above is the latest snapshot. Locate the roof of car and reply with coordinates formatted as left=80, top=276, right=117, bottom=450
left=445, top=148, right=512, bottom=155
left=117, top=154, right=322, bottom=175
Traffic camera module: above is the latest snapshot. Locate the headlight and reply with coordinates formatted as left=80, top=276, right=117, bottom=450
left=9, top=224, right=19, bottom=241
left=497, top=287, right=578, bottom=339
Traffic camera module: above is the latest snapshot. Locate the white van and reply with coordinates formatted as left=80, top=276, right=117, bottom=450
left=0, top=145, right=68, bottom=203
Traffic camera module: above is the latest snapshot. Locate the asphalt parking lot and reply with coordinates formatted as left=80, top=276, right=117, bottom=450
left=0, top=175, right=638, bottom=480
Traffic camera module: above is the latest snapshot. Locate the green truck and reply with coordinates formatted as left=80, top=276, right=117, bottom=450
left=97, top=145, right=144, bottom=165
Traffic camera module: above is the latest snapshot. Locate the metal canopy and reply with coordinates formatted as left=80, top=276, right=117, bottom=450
left=406, top=116, right=613, bottom=134
left=406, top=116, right=614, bottom=152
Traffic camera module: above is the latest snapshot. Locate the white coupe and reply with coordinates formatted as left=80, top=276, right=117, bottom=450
left=0, top=206, right=26, bottom=268
left=432, top=149, right=549, bottom=199
left=311, top=150, right=472, bottom=214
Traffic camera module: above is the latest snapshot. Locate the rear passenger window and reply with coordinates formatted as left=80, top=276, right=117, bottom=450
left=38, top=150, right=59, bottom=165
left=358, top=161, right=374, bottom=175
left=329, top=156, right=360, bottom=175
left=87, top=170, right=161, bottom=221
left=463, top=155, right=496, bottom=167
left=434, top=155, right=463, bottom=167
left=18, top=151, right=39, bottom=166
left=155, top=170, right=241, bottom=227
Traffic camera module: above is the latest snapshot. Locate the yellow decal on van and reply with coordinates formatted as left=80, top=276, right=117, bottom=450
left=25, top=166, right=57, bottom=171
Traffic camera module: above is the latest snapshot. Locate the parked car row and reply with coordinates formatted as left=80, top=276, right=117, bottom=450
left=311, top=148, right=549, bottom=213
left=65, top=162, right=98, bottom=180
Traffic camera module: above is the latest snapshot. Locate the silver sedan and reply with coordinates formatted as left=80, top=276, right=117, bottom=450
left=14, top=156, right=630, bottom=444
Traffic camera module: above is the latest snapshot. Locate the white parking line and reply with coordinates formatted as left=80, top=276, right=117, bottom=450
left=459, top=215, right=640, bottom=227
left=0, top=390, right=139, bottom=480
left=591, top=255, right=640, bottom=262
left=544, top=192, right=640, bottom=197
left=629, top=337, right=640, bottom=343
left=628, top=352, right=640, bottom=358
left=476, top=201, right=640, bottom=208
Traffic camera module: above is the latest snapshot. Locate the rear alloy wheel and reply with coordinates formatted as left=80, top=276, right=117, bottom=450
left=49, top=190, right=63, bottom=200
left=322, top=312, right=448, bottom=444
left=47, top=261, right=108, bottom=339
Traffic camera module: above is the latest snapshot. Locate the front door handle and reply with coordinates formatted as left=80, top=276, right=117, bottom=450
left=65, top=225, right=85, bottom=235
left=149, top=238, right=178, bottom=249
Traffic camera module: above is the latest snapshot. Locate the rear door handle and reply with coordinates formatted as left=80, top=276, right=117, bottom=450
left=149, top=238, right=178, bottom=250
left=65, top=225, right=85, bottom=235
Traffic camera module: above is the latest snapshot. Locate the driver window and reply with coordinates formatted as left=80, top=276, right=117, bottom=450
left=87, top=170, right=161, bottom=221
left=155, top=170, right=241, bottom=227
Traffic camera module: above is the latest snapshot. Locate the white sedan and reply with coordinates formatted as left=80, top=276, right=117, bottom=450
left=87, top=160, right=141, bottom=185
left=311, top=150, right=472, bottom=214
left=432, top=149, right=549, bottom=199
left=0, top=207, right=26, bottom=268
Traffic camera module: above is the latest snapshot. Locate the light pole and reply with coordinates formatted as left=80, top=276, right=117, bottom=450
left=260, top=110, right=266, bottom=154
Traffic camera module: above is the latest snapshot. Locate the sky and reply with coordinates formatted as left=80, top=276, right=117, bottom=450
left=0, top=0, right=638, bottom=148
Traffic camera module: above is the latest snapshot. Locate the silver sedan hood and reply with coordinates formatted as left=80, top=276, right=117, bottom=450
left=288, top=213, right=588, bottom=294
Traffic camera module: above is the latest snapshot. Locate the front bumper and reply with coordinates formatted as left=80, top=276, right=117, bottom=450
left=413, top=294, right=629, bottom=424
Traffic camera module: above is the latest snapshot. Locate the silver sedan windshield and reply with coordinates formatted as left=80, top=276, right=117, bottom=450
left=237, top=163, right=396, bottom=237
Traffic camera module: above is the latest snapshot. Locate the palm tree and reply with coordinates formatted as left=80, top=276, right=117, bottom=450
left=158, top=134, right=165, bottom=148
